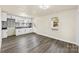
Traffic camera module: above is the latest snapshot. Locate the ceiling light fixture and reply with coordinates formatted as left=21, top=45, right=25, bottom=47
left=39, top=5, right=50, bottom=9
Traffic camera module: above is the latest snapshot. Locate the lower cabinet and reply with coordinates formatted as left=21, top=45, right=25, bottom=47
left=2, top=30, right=7, bottom=39
left=2, top=28, right=33, bottom=38
left=16, top=28, right=33, bottom=36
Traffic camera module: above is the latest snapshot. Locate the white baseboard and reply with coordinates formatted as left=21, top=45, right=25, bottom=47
left=34, top=31, right=77, bottom=45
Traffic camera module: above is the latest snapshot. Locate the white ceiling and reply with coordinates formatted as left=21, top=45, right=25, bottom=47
left=0, top=5, right=77, bottom=17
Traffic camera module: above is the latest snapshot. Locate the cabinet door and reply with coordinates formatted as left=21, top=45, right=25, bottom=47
left=1, top=12, right=7, bottom=21
left=28, top=18, right=32, bottom=23
left=2, top=30, right=7, bottom=38
left=29, top=28, right=33, bottom=32
left=15, top=16, right=18, bottom=22
left=16, top=29, right=21, bottom=36
left=7, top=14, right=12, bottom=19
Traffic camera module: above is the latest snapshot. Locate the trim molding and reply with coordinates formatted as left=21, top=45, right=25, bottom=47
left=34, top=32, right=78, bottom=46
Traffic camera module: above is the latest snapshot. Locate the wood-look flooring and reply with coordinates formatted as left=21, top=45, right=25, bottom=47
left=1, top=33, right=78, bottom=53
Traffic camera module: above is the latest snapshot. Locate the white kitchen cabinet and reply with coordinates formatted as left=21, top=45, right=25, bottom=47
left=16, top=28, right=33, bottom=36
left=28, top=18, right=32, bottom=23
left=11, top=15, right=16, bottom=19
left=29, top=28, right=33, bottom=32
left=15, top=16, right=19, bottom=22
left=1, top=12, right=7, bottom=38
left=16, top=28, right=24, bottom=36
left=1, top=12, right=7, bottom=21
left=7, top=14, right=12, bottom=19
left=25, top=28, right=33, bottom=33
left=2, top=30, right=7, bottom=38
left=15, top=15, right=33, bottom=36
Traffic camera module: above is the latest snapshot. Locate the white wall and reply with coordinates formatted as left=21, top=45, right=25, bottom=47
left=34, top=9, right=77, bottom=44
left=76, top=6, right=79, bottom=45
left=0, top=8, right=2, bottom=52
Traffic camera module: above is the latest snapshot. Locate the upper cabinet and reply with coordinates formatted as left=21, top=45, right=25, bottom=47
left=1, top=12, right=7, bottom=21
left=7, top=14, right=12, bottom=19
left=1, top=11, right=33, bottom=28
left=7, top=14, right=16, bottom=19
left=15, top=16, right=33, bottom=28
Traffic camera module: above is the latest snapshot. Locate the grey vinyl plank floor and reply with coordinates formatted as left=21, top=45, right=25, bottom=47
left=1, top=33, right=78, bottom=53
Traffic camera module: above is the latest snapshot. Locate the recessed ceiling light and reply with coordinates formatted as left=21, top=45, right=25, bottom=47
left=39, top=5, right=50, bottom=9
